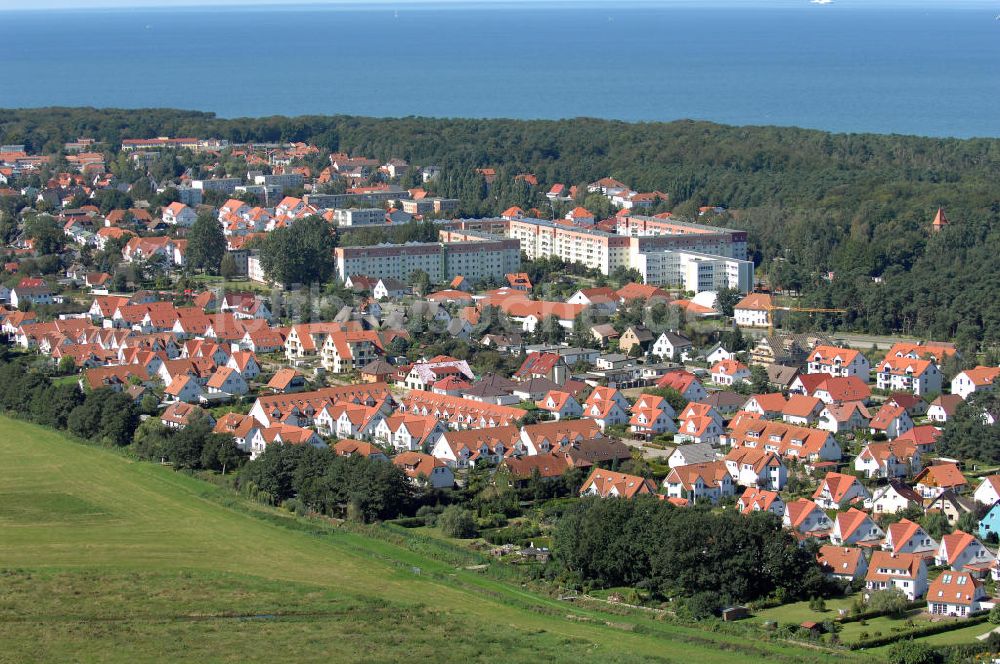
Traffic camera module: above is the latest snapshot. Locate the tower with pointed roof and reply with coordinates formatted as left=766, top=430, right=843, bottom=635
left=931, top=208, right=949, bottom=233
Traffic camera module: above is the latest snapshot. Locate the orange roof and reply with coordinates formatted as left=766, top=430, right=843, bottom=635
left=735, top=292, right=774, bottom=311
left=818, top=545, right=865, bottom=576
left=813, top=471, right=864, bottom=504
left=914, top=462, right=967, bottom=489
left=580, top=469, right=656, bottom=499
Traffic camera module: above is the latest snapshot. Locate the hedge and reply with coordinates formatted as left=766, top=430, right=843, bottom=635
left=847, top=613, right=988, bottom=650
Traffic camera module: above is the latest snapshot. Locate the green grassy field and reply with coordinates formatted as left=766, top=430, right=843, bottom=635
left=0, top=415, right=855, bottom=663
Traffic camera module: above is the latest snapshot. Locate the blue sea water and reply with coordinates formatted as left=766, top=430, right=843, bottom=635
left=1, top=2, right=999, bottom=137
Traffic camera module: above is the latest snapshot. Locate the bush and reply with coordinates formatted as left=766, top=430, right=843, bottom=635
left=438, top=505, right=478, bottom=539
left=483, top=523, right=542, bottom=546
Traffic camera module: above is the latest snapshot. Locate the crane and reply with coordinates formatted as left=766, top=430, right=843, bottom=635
left=764, top=304, right=847, bottom=336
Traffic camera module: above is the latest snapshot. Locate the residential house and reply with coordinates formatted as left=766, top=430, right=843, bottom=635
left=974, top=476, right=1000, bottom=507
left=951, top=366, right=1000, bottom=400
left=807, top=345, right=871, bottom=382
left=867, top=481, right=924, bottom=516
left=536, top=390, right=583, bottom=421
left=926, top=490, right=977, bottom=526
left=724, top=446, right=786, bottom=490
left=162, top=202, right=197, bottom=226
left=333, top=439, right=389, bottom=462
left=668, top=443, right=717, bottom=469
left=783, top=498, right=834, bottom=536
left=161, top=402, right=214, bottom=430
left=875, top=357, right=942, bottom=396
left=780, top=394, right=825, bottom=426
left=267, top=368, right=306, bottom=394
left=818, top=545, right=869, bottom=582
left=854, top=440, right=920, bottom=479
left=655, top=370, right=708, bottom=402
left=914, top=463, right=967, bottom=500
left=737, top=488, right=785, bottom=516
left=726, top=419, right=843, bottom=462
left=813, top=472, right=870, bottom=509
left=650, top=331, right=693, bottom=362
left=734, top=292, right=773, bottom=328
left=393, top=451, right=454, bottom=489
left=205, top=366, right=249, bottom=396
left=928, top=394, right=964, bottom=423
left=164, top=375, right=204, bottom=404
left=664, top=461, right=734, bottom=505
left=865, top=551, right=928, bottom=600
left=927, top=572, right=988, bottom=617
left=818, top=401, right=871, bottom=434
left=830, top=508, right=885, bottom=546
left=883, top=519, right=938, bottom=557
left=618, top=325, right=655, bottom=355
left=249, top=424, right=325, bottom=460
left=710, top=359, right=750, bottom=386
left=936, top=531, right=995, bottom=574
left=869, top=403, right=915, bottom=440
left=430, top=426, right=520, bottom=468
left=579, top=469, right=656, bottom=499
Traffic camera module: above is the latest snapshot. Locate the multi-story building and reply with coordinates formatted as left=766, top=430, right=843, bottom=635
left=253, top=173, right=304, bottom=190
left=192, top=178, right=241, bottom=194
left=334, top=236, right=520, bottom=284
left=332, top=208, right=385, bottom=227
left=448, top=216, right=751, bottom=293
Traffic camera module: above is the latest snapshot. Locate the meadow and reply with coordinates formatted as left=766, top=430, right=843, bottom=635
left=0, top=415, right=854, bottom=663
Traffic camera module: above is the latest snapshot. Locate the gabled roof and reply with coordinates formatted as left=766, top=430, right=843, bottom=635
left=866, top=551, right=924, bottom=582
left=818, top=545, right=865, bottom=576
left=813, top=472, right=864, bottom=504
left=914, top=462, right=966, bottom=489
left=580, top=469, right=656, bottom=499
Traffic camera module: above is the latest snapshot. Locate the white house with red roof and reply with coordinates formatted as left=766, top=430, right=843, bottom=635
left=936, top=531, right=995, bottom=574
left=393, top=452, right=454, bottom=489
left=974, top=475, right=1000, bottom=506
left=664, top=461, right=734, bottom=505
left=914, top=463, right=968, bottom=500
left=580, top=469, right=656, bottom=499
left=868, top=403, right=914, bottom=439
left=162, top=202, right=197, bottom=227
left=628, top=393, right=678, bottom=437
left=582, top=398, right=629, bottom=432
left=807, top=345, right=871, bottom=382
left=866, top=551, right=928, bottom=600
left=710, top=359, right=750, bottom=386
left=783, top=498, right=833, bottom=536
left=535, top=390, right=583, bottom=420
left=867, top=481, right=924, bottom=516
left=738, top=488, right=785, bottom=516
left=830, top=508, right=884, bottom=546
left=655, top=370, right=707, bottom=402
left=883, top=519, right=937, bottom=557
left=205, top=366, right=249, bottom=396
left=818, top=545, right=868, bottom=582
left=927, top=571, right=988, bottom=617
left=818, top=401, right=871, bottom=434
left=855, top=440, right=920, bottom=479
left=813, top=472, right=870, bottom=509
left=724, top=446, right=786, bottom=490
left=875, top=357, right=942, bottom=396
left=733, top=292, right=773, bottom=328
left=951, top=366, right=1000, bottom=400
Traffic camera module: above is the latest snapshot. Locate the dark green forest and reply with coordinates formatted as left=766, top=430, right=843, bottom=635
left=3, top=107, right=999, bottom=346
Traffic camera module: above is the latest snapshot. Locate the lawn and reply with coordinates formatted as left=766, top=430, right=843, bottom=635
left=0, top=416, right=849, bottom=664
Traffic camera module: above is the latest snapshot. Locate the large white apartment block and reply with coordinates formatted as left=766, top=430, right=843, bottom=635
left=253, top=173, right=304, bottom=190
left=334, top=237, right=520, bottom=284
left=333, top=208, right=385, bottom=227
left=444, top=216, right=751, bottom=294
left=192, top=178, right=241, bottom=194
left=632, top=249, right=753, bottom=292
